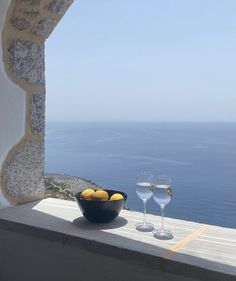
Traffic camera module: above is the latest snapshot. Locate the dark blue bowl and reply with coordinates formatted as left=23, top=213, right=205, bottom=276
left=75, top=189, right=127, bottom=223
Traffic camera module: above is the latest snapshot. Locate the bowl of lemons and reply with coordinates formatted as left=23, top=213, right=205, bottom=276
left=75, top=189, right=127, bottom=223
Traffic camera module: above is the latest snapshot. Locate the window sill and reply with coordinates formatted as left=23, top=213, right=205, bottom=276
left=0, top=198, right=235, bottom=281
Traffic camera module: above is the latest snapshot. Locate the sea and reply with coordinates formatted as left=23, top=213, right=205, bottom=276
left=45, top=122, right=236, bottom=229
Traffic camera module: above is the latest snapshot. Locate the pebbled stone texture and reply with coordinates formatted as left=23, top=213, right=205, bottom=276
left=8, top=39, right=45, bottom=85
left=21, top=0, right=41, bottom=5
left=14, top=1, right=40, bottom=21
left=29, top=92, right=45, bottom=135
left=1, top=0, right=75, bottom=205
left=2, top=141, right=44, bottom=203
left=33, top=19, right=58, bottom=38
left=45, top=0, right=74, bottom=16
left=11, top=17, right=30, bottom=31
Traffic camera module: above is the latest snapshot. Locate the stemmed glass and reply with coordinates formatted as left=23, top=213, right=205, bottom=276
left=152, top=175, right=173, bottom=239
left=135, top=172, right=154, bottom=232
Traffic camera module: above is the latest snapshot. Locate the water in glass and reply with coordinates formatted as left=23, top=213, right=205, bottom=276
left=135, top=173, right=154, bottom=232
left=136, top=182, right=153, bottom=201
left=153, top=184, right=172, bottom=207
left=152, top=176, right=173, bottom=240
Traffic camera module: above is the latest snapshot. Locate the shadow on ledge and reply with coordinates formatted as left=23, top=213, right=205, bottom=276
left=0, top=199, right=235, bottom=281
left=73, top=216, right=128, bottom=230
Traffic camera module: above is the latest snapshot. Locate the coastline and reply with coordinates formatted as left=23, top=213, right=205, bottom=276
left=44, top=173, right=102, bottom=201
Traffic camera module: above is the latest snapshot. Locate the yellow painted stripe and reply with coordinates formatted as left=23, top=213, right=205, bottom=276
left=163, top=224, right=208, bottom=259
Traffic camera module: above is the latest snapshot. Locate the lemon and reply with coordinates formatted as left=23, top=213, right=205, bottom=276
left=110, top=193, right=124, bottom=201
left=91, top=190, right=109, bottom=201
left=81, top=188, right=95, bottom=200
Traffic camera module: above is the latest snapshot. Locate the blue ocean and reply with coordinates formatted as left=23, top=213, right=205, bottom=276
left=45, top=122, right=236, bottom=228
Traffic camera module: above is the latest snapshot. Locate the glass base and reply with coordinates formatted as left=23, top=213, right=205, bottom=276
left=135, top=222, right=154, bottom=232
left=153, top=229, right=173, bottom=240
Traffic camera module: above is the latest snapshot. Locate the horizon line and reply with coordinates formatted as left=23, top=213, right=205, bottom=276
left=46, top=120, right=236, bottom=123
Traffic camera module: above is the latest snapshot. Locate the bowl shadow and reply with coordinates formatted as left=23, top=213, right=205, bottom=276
left=72, top=216, right=128, bottom=230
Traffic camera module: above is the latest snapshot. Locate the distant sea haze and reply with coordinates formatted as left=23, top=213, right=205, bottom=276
left=45, top=122, right=236, bottom=229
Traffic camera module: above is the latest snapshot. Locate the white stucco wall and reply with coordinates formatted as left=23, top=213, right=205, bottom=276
left=0, top=0, right=26, bottom=206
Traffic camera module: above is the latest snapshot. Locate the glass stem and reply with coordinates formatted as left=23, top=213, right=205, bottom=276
left=160, top=204, right=165, bottom=232
left=143, top=199, right=147, bottom=225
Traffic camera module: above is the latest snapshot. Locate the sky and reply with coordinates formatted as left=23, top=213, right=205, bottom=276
left=45, top=0, right=236, bottom=122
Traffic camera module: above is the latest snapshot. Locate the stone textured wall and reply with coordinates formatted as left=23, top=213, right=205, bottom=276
left=0, top=0, right=74, bottom=204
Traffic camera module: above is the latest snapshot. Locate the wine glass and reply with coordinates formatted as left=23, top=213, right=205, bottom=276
left=152, top=175, right=173, bottom=239
left=135, top=172, right=154, bottom=232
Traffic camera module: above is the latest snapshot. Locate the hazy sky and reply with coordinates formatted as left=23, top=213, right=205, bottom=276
left=45, top=0, right=236, bottom=122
